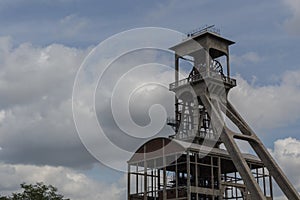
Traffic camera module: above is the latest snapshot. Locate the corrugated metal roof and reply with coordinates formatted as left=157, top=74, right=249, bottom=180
left=128, top=137, right=261, bottom=164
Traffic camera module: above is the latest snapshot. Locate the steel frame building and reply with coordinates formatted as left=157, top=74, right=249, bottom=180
left=127, top=27, right=300, bottom=200
left=128, top=138, right=273, bottom=200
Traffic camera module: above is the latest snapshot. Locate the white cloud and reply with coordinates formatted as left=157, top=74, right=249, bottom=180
left=231, top=52, right=263, bottom=66
left=0, top=110, right=5, bottom=123
left=0, top=40, right=87, bottom=107
left=271, top=137, right=300, bottom=182
left=59, top=14, right=89, bottom=37
left=229, top=70, right=300, bottom=131
left=269, top=137, right=300, bottom=199
left=0, top=163, right=126, bottom=200
left=282, top=0, right=300, bottom=34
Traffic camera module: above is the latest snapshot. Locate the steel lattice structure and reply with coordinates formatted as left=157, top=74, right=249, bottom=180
left=127, top=29, right=300, bottom=200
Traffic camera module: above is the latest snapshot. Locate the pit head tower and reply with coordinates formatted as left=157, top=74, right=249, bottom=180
left=127, top=26, right=300, bottom=200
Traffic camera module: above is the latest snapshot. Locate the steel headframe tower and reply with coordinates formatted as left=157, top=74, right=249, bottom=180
left=127, top=27, right=300, bottom=200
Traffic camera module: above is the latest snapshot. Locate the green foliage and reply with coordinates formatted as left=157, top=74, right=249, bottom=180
left=0, top=182, right=69, bottom=200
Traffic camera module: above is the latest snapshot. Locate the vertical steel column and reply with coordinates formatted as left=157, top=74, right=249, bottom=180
left=175, top=154, right=178, bottom=199
left=144, top=146, right=147, bottom=200
left=211, top=156, right=215, bottom=200
left=224, top=173, right=228, bottom=199
left=175, top=54, right=179, bottom=85
left=136, top=164, right=139, bottom=195
left=163, top=166, right=166, bottom=200
left=262, top=168, right=266, bottom=196
left=128, top=164, right=131, bottom=200
left=151, top=169, right=154, bottom=198
left=163, top=139, right=167, bottom=200
left=193, top=96, right=199, bottom=135
left=187, top=151, right=191, bottom=200
left=235, top=172, right=237, bottom=199
left=158, top=169, right=160, bottom=195
left=206, top=49, right=210, bottom=74
left=269, top=176, right=273, bottom=199
left=154, top=159, right=157, bottom=199
left=175, top=55, right=179, bottom=135
left=226, top=54, right=230, bottom=78
left=218, top=157, right=222, bottom=200
left=256, top=168, right=259, bottom=185
left=196, top=153, right=199, bottom=200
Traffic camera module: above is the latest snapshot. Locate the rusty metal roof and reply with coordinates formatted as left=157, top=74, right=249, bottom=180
left=128, top=137, right=261, bottom=164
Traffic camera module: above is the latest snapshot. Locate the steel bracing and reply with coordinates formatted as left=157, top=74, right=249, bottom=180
left=199, top=93, right=300, bottom=200
left=127, top=29, right=300, bottom=200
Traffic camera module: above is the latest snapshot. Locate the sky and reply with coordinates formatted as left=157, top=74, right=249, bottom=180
left=0, top=0, right=300, bottom=199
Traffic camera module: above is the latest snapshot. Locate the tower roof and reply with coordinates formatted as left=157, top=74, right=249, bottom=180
left=170, top=31, right=235, bottom=57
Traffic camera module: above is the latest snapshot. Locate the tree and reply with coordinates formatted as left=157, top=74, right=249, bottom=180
left=0, top=182, right=70, bottom=200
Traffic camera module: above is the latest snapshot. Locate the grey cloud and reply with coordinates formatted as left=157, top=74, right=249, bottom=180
left=0, top=37, right=96, bottom=168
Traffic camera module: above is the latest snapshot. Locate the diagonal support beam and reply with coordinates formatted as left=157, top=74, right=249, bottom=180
left=222, top=101, right=300, bottom=200
left=226, top=128, right=258, bottom=143
left=200, top=94, right=267, bottom=200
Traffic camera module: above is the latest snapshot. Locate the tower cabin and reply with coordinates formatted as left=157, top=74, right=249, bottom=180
left=168, top=29, right=236, bottom=144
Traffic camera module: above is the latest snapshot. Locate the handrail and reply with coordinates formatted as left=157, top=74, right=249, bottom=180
left=170, top=71, right=236, bottom=90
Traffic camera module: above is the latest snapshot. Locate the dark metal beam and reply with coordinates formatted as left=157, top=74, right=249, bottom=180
left=200, top=94, right=267, bottom=199
left=224, top=101, right=300, bottom=200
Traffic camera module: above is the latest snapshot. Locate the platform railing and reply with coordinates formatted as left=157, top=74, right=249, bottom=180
left=169, top=71, right=236, bottom=90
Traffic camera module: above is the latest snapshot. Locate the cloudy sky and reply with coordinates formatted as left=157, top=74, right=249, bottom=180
left=0, top=0, right=300, bottom=199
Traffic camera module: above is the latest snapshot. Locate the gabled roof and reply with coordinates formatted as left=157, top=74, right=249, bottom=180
left=128, top=137, right=261, bottom=164
left=170, top=31, right=235, bottom=52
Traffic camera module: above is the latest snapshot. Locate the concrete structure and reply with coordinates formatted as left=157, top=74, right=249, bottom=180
left=127, top=27, right=300, bottom=200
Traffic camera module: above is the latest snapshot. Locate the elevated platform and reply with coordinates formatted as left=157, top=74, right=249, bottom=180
left=169, top=71, right=236, bottom=92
